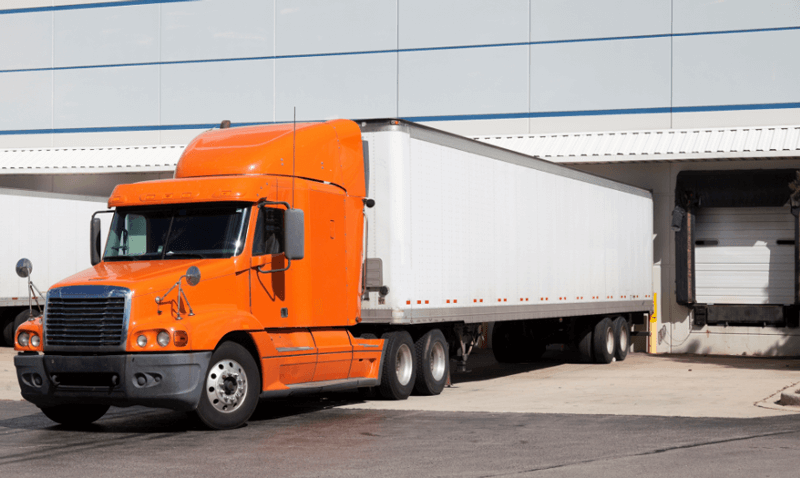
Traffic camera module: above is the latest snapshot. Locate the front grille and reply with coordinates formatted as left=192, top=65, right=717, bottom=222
left=45, top=297, right=126, bottom=347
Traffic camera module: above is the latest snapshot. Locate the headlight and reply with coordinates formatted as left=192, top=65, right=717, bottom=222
left=18, top=331, right=29, bottom=347
left=157, top=331, right=170, bottom=347
left=30, top=334, right=40, bottom=348
left=137, top=335, right=147, bottom=347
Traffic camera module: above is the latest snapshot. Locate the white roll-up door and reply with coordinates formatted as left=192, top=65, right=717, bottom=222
left=695, top=206, right=795, bottom=305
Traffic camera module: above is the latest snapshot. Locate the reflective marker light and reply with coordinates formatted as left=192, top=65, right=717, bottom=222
left=173, top=330, right=188, bottom=347
left=137, top=335, right=147, bottom=347
left=18, top=331, right=29, bottom=347
left=157, top=331, right=170, bottom=347
left=30, top=334, right=40, bottom=348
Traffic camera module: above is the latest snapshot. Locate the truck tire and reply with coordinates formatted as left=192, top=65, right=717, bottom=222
left=575, top=322, right=593, bottom=363
left=40, top=404, right=110, bottom=427
left=613, top=316, right=630, bottom=361
left=4, top=309, right=35, bottom=347
left=378, top=331, right=416, bottom=400
left=413, top=329, right=449, bottom=396
left=593, top=318, right=616, bottom=364
left=194, top=341, right=260, bottom=430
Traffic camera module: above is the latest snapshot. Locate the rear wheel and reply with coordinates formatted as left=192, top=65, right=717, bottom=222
left=40, top=404, right=109, bottom=427
left=194, top=341, right=260, bottom=430
left=613, top=316, right=630, bottom=361
left=379, top=331, right=416, bottom=400
left=413, top=329, right=449, bottom=396
left=593, top=318, right=616, bottom=364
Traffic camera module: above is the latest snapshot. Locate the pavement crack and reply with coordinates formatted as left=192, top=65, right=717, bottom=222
left=479, top=428, right=800, bottom=477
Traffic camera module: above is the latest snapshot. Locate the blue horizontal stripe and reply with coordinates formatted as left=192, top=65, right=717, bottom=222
left=0, top=0, right=194, bottom=15
left=1, top=25, right=799, bottom=75
left=2, top=103, right=799, bottom=136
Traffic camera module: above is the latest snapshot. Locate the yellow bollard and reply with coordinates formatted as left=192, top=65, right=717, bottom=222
left=648, top=293, right=658, bottom=354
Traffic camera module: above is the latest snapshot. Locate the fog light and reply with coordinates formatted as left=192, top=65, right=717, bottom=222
left=30, top=334, right=39, bottom=348
left=137, top=335, right=147, bottom=347
left=18, top=331, right=29, bottom=347
left=157, top=331, right=170, bottom=347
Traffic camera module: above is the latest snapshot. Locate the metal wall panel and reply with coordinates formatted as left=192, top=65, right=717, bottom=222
left=695, top=207, right=795, bottom=305
left=0, top=11, right=52, bottom=70
left=161, top=0, right=273, bottom=62
left=531, top=0, right=671, bottom=41
left=161, top=60, right=273, bottom=126
left=530, top=37, right=671, bottom=112
left=276, top=0, right=396, bottom=55
left=54, top=66, right=159, bottom=128
left=0, top=71, right=52, bottom=130
left=673, top=0, right=800, bottom=33
left=53, top=4, right=158, bottom=67
left=399, top=46, right=528, bottom=117
left=275, top=53, right=396, bottom=122
left=399, top=0, right=528, bottom=49
left=673, top=30, right=800, bottom=107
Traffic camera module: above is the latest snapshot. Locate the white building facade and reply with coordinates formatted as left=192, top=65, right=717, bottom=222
left=1, top=0, right=799, bottom=355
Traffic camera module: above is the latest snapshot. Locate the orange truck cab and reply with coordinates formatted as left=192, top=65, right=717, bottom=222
left=13, top=119, right=395, bottom=430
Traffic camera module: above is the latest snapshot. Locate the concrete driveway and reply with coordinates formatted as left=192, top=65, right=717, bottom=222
left=1, top=347, right=799, bottom=419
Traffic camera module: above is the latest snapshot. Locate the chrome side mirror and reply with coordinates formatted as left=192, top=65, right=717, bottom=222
left=16, top=258, right=32, bottom=278
left=185, top=266, right=201, bottom=286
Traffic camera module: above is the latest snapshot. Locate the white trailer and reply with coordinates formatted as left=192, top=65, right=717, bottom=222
left=356, top=120, right=653, bottom=366
left=0, top=188, right=110, bottom=345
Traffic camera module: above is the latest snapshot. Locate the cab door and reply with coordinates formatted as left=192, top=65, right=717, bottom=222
left=249, top=205, right=290, bottom=325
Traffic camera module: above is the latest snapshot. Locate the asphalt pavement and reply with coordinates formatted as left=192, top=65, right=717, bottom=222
left=0, top=348, right=799, bottom=477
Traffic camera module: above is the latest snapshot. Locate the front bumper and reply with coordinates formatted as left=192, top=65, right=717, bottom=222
left=15, top=352, right=212, bottom=411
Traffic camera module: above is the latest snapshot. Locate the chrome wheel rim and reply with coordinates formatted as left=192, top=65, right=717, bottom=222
left=619, top=323, right=628, bottom=353
left=606, top=328, right=615, bottom=356
left=430, top=341, right=446, bottom=381
left=206, top=359, right=248, bottom=413
left=395, top=343, right=413, bottom=386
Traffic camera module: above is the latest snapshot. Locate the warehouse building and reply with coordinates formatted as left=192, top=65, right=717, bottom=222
left=1, top=0, right=799, bottom=355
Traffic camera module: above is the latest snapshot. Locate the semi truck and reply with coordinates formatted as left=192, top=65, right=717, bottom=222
left=14, top=119, right=653, bottom=430
left=0, top=188, right=109, bottom=346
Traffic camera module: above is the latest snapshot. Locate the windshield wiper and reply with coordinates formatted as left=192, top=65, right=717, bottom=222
left=164, top=252, right=207, bottom=259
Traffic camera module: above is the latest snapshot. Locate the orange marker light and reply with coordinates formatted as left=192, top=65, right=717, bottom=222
left=174, top=330, right=189, bottom=347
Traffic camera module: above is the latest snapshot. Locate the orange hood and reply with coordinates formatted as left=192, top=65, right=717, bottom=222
left=51, top=259, right=237, bottom=298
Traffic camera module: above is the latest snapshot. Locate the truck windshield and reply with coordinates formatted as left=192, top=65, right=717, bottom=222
left=104, top=202, right=250, bottom=261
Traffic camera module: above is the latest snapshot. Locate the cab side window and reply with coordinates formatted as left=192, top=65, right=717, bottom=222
left=252, top=207, right=285, bottom=256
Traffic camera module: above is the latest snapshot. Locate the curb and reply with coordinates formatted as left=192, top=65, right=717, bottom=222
left=779, top=390, right=800, bottom=407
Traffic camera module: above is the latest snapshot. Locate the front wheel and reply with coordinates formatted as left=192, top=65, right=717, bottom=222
left=193, top=342, right=260, bottom=430
left=40, top=404, right=109, bottom=427
left=378, top=331, right=416, bottom=400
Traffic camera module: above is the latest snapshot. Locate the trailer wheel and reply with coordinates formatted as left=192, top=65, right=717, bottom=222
left=413, top=329, right=449, bottom=396
left=575, top=322, right=593, bottom=363
left=593, top=318, right=616, bottom=364
left=193, top=341, right=260, bottom=430
left=378, top=331, right=416, bottom=400
left=613, top=317, right=630, bottom=361
left=40, top=404, right=109, bottom=427
left=492, top=321, right=518, bottom=363
left=4, top=309, right=36, bottom=347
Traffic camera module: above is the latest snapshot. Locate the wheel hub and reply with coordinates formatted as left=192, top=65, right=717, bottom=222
left=206, top=359, right=248, bottom=413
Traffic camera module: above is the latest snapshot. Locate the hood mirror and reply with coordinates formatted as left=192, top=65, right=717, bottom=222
left=185, top=266, right=201, bottom=286
left=16, top=258, right=32, bottom=278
